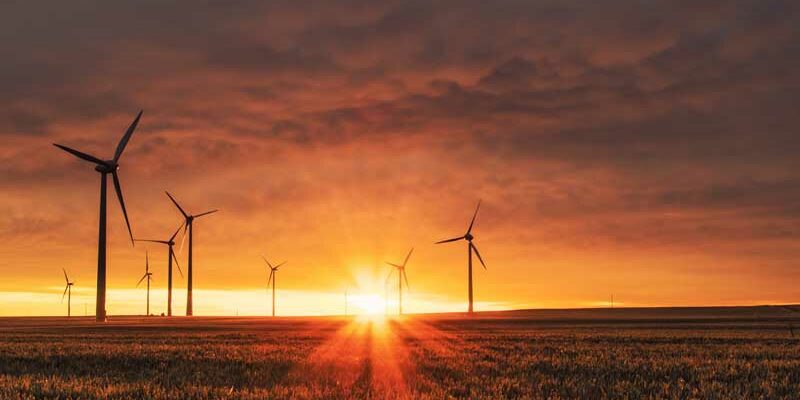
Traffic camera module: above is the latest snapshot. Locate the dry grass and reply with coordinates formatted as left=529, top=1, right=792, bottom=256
left=0, top=307, right=798, bottom=399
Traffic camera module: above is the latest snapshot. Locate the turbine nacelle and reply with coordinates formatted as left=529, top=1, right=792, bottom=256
left=465, top=233, right=474, bottom=241
left=94, top=161, right=119, bottom=174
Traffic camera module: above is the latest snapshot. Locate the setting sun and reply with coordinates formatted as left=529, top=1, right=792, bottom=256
left=348, top=293, right=386, bottom=315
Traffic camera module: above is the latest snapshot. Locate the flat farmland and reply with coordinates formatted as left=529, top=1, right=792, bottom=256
left=1, top=306, right=799, bottom=399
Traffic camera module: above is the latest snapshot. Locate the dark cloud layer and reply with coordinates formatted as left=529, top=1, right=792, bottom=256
left=1, top=0, right=799, bottom=305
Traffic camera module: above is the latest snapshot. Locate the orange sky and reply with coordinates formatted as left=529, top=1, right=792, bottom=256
left=1, top=1, right=799, bottom=316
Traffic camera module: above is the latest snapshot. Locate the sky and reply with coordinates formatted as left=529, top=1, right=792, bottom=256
left=1, top=0, right=799, bottom=316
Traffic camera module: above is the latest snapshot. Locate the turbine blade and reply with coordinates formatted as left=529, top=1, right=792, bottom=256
left=274, top=261, right=287, bottom=269
left=386, top=269, right=394, bottom=284
left=145, top=251, right=149, bottom=272
left=403, top=247, right=414, bottom=267
left=61, top=285, right=69, bottom=303
left=403, top=269, right=410, bottom=291
left=62, top=268, right=69, bottom=283
left=176, top=223, right=188, bottom=256
left=471, top=243, right=487, bottom=270
left=53, top=144, right=105, bottom=165
left=267, top=270, right=274, bottom=287
left=195, top=209, right=218, bottom=218
left=386, top=262, right=402, bottom=268
left=435, top=236, right=464, bottom=244
left=173, top=250, right=184, bottom=279
left=466, top=200, right=482, bottom=234
left=113, top=110, right=142, bottom=162
left=261, top=256, right=273, bottom=269
left=134, top=239, right=169, bottom=244
left=169, top=223, right=183, bottom=242
left=112, top=172, right=134, bottom=245
left=136, top=274, right=147, bottom=287
left=165, top=191, right=188, bottom=218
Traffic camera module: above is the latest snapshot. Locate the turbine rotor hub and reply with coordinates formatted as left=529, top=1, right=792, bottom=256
left=94, top=161, right=118, bottom=173
left=465, top=233, right=474, bottom=241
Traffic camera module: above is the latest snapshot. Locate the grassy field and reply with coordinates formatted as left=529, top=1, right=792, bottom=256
left=1, top=306, right=799, bottom=399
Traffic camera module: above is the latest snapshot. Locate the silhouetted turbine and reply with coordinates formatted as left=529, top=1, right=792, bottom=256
left=61, top=268, right=74, bottom=317
left=386, top=247, right=413, bottom=315
left=53, top=111, right=141, bottom=322
left=262, top=256, right=287, bottom=317
left=135, top=225, right=183, bottom=316
left=435, top=200, right=488, bottom=313
left=165, top=191, right=217, bottom=316
left=136, top=251, right=154, bottom=316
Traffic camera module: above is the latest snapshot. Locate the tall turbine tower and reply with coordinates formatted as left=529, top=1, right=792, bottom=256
left=435, top=200, right=488, bottom=314
left=136, top=251, right=154, bottom=316
left=135, top=225, right=183, bottom=316
left=53, top=111, right=142, bottom=322
left=165, top=191, right=217, bottom=316
left=386, top=248, right=413, bottom=315
left=262, top=256, right=287, bottom=317
left=61, top=269, right=75, bottom=317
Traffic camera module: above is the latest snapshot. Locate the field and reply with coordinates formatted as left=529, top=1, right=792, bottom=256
left=1, top=306, right=799, bottom=399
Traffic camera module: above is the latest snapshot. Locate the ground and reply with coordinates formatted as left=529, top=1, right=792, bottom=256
left=1, top=306, right=799, bottom=399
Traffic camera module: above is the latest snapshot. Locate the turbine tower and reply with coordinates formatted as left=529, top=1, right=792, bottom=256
left=386, top=248, right=413, bottom=315
left=135, top=225, right=183, bottom=316
left=53, top=111, right=141, bottom=322
left=61, top=269, right=75, bottom=317
left=435, top=200, right=488, bottom=314
left=136, top=251, right=154, bottom=316
left=262, top=256, right=286, bottom=317
left=165, top=191, right=218, bottom=316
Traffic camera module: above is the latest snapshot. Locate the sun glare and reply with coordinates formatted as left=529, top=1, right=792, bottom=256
left=349, top=293, right=385, bottom=315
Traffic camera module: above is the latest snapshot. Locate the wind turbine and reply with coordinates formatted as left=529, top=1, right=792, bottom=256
left=262, top=256, right=287, bottom=317
left=134, top=225, right=183, bottom=316
left=136, top=251, right=154, bottom=316
left=165, top=191, right=218, bottom=316
left=61, top=269, right=75, bottom=317
left=435, top=200, right=488, bottom=314
left=53, top=111, right=142, bottom=322
left=386, top=248, right=413, bottom=315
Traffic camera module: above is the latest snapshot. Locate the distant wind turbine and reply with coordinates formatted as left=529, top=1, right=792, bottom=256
left=386, top=248, right=413, bottom=315
left=435, top=200, right=488, bottom=314
left=136, top=251, right=154, bottom=316
left=165, top=191, right=218, bottom=316
left=53, top=111, right=142, bottom=322
left=135, top=225, right=183, bottom=316
left=262, top=256, right=287, bottom=317
left=61, top=268, right=75, bottom=317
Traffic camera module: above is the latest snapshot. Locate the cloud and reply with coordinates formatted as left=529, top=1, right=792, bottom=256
left=2, top=0, right=800, bottom=313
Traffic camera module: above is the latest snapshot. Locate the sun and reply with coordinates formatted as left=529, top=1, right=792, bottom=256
left=349, top=293, right=385, bottom=315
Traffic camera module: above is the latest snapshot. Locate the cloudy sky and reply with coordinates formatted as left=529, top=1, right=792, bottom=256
left=1, top=0, right=799, bottom=316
